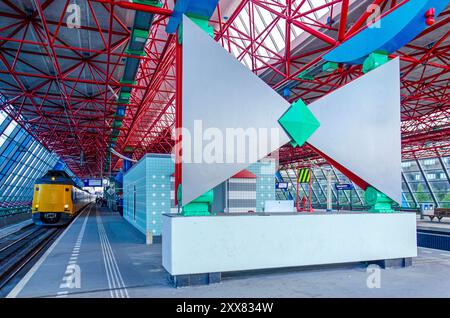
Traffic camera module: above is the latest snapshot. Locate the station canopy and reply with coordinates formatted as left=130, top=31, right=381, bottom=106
left=0, top=0, right=448, bottom=177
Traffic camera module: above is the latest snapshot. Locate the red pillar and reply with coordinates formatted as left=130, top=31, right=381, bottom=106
left=308, top=165, right=313, bottom=212
left=174, top=34, right=182, bottom=206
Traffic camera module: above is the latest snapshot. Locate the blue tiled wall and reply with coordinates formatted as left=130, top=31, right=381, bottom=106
left=124, top=155, right=275, bottom=231
left=123, top=154, right=174, bottom=236
left=248, top=158, right=276, bottom=212
left=123, top=160, right=147, bottom=234
left=145, top=154, right=174, bottom=235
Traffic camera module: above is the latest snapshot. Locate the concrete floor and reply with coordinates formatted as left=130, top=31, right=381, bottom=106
left=0, top=219, right=33, bottom=240
left=5, top=206, right=450, bottom=298
left=417, top=215, right=450, bottom=232
left=0, top=212, right=32, bottom=229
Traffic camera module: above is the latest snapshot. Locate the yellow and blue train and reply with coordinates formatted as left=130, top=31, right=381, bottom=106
left=32, top=170, right=94, bottom=226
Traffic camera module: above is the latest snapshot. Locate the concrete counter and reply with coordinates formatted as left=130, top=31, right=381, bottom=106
left=162, top=212, right=417, bottom=283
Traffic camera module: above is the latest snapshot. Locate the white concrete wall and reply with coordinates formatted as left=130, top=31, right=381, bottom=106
left=162, top=212, right=417, bottom=275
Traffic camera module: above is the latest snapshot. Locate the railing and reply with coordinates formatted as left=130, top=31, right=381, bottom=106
left=400, top=207, right=421, bottom=213
left=312, top=203, right=369, bottom=211
left=311, top=203, right=420, bottom=213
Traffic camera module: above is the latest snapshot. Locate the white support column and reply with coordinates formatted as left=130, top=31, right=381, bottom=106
left=326, top=169, right=332, bottom=212
left=146, top=230, right=153, bottom=245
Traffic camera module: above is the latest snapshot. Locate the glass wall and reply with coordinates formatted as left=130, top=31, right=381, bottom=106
left=0, top=109, right=59, bottom=209
left=278, top=165, right=365, bottom=210
left=402, top=157, right=450, bottom=208
left=278, top=156, right=450, bottom=209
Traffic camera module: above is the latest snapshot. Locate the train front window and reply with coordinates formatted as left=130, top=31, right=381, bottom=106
left=45, top=171, right=68, bottom=179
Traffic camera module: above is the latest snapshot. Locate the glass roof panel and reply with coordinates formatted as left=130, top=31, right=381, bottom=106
left=228, top=0, right=333, bottom=67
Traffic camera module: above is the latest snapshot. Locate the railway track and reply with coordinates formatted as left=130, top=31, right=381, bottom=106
left=0, top=224, right=64, bottom=292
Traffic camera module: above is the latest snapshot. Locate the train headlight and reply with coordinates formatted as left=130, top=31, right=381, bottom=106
left=51, top=177, right=56, bottom=181
left=64, top=204, right=69, bottom=209
left=35, top=204, right=39, bottom=210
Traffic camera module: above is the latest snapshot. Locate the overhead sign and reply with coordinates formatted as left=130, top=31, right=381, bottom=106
left=276, top=182, right=289, bottom=190
left=83, top=179, right=103, bottom=187
left=335, top=183, right=354, bottom=191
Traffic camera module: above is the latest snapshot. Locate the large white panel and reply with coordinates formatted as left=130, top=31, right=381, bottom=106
left=181, top=16, right=291, bottom=205
left=181, top=14, right=401, bottom=205
left=264, top=200, right=295, bottom=212
left=162, top=212, right=417, bottom=275
left=308, top=58, right=402, bottom=203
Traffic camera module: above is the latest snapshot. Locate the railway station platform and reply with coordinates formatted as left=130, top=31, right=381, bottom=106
left=416, top=215, right=450, bottom=251
left=0, top=220, right=33, bottom=240
left=417, top=215, right=450, bottom=233
left=3, top=204, right=450, bottom=298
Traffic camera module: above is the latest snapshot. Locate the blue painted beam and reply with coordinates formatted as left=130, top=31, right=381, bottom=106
left=324, top=0, right=450, bottom=64
left=166, top=0, right=219, bottom=34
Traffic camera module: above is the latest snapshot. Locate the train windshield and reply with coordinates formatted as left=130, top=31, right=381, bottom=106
left=45, top=170, right=70, bottom=178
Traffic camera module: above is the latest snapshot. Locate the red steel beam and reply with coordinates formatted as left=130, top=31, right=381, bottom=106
left=92, top=0, right=173, bottom=16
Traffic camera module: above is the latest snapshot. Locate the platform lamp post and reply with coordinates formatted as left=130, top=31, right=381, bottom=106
left=295, top=173, right=299, bottom=212
left=312, top=164, right=333, bottom=212
left=326, top=169, right=332, bottom=212
left=308, top=164, right=313, bottom=212
left=306, top=163, right=313, bottom=212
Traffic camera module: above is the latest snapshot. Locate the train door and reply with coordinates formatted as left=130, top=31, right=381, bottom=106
left=125, top=186, right=128, bottom=218
left=72, top=187, right=77, bottom=212
left=65, top=185, right=71, bottom=212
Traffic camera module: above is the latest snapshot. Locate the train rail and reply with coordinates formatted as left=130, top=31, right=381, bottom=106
left=0, top=224, right=63, bottom=293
